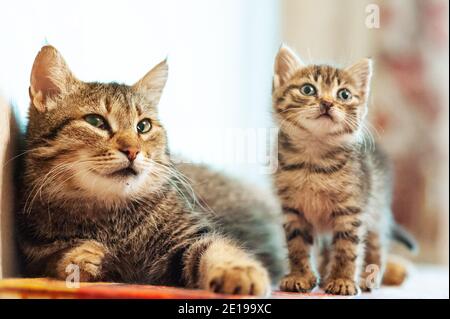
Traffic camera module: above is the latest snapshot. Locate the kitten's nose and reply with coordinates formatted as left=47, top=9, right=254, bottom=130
left=119, top=147, right=140, bottom=162
left=320, top=100, right=333, bottom=114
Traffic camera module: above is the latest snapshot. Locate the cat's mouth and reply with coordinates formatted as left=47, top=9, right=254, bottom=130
left=316, top=113, right=334, bottom=121
left=108, top=167, right=138, bottom=178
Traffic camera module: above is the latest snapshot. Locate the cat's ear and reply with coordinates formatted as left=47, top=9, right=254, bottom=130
left=132, top=59, right=168, bottom=106
left=346, top=58, right=373, bottom=94
left=29, top=45, right=79, bottom=112
left=274, top=44, right=304, bottom=90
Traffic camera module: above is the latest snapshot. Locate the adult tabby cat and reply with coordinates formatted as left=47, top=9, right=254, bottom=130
left=272, top=45, right=415, bottom=295
left=17, top=45, right=287, bottom=296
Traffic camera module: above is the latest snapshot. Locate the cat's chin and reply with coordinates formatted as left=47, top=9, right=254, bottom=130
left=315, top=113, right=335, bottom=121
left=303, top=118, right=340, bottom=135
left=71, top=168, right=148, bottom=200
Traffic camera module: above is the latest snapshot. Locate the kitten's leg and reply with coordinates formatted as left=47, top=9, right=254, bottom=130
left=22, top=239, right=108, bottom=281
left=323, top=208, right=365, bottom=295
left=183, top=235, right=270, bottom=296
left=360, top=230, right=387, bottom=291
left=279, top=208, right=317, bottom=292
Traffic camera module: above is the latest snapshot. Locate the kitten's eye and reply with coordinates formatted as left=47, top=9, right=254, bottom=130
left=300, top=84, right=317, bottom=96
left=137, top=119, right=152, bottom=134
left=337, top=88, right=352, bottom=101
left=84, top=114, right=108, bottom=130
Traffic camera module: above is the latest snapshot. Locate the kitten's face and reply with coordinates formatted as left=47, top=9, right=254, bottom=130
left=26, top=46, right=170, bottom=205
left=273, top=46, right=372, bottom=139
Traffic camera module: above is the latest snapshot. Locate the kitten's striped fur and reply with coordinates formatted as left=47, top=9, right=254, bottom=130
left=17, top=46, right=281, bottom=296
left=272, top=45, right=409, bottom=295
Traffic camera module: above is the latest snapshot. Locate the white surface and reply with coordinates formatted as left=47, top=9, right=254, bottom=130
left=360, top=265, right=449, bottom=299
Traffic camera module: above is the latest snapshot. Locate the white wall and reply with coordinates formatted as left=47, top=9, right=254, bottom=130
left=0, top=0, right=280, bottom=187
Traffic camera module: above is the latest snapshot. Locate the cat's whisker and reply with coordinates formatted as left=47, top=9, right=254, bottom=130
left=147, top=159, right=212, bottom=213
left=277, top=112, right=305, bottom=134
left=149, top=162, right=198, bottom=211
left=46, top=164, right=97, bottom=198
left=2, top=149, right=36, bottom=168
left=28, top=162, right=80, bottom=213
left=334, top=109, right=376, bottom=153
left=25, top=162, right=76, bottom=215
left=46, top=167, right=94, bottom=201
left=25, top=159, right=103, bottom=215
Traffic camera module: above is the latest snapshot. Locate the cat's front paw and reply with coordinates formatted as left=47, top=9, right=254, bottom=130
left=205, top=262, right=270, bottom=296
left=324, top=278, right=359, bottom=295
left=280, top=272, right=317, bottom=293
left=56, top=240, right=107, bottom=282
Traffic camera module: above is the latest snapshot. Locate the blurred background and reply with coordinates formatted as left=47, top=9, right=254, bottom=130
left=0, top=0, right=448, bottom=266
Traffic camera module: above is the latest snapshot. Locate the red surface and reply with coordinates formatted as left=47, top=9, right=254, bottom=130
left=0, top=278, right=343, bottom=299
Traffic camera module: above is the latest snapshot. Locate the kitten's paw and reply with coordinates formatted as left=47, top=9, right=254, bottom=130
left=359, top=275, right=381, bottom=292
left=324, top=278, right=359, bottom=295
left=56, top=240, right=107, bottom=282
left=206, top=262, right=270, bottom=296
left=359, top=279, right=373, bottom=292
left=279, top=273, right=318, bottom=293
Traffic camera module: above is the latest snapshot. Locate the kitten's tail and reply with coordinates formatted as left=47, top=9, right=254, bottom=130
left=391, top=223, right=418, bottom=253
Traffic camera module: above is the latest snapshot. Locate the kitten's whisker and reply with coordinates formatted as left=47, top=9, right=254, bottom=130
left=337, top=112, right=376, bottom=152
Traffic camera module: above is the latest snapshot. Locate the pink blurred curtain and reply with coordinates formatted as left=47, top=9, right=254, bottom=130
left=373, top=0, right=448, bottom=264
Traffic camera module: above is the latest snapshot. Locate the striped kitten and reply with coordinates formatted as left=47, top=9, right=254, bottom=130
left=272, top=45, right=411, bottom=295
left=17, top=45, right=283, bottom=296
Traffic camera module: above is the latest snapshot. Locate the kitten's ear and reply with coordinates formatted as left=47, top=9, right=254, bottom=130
left=346, top=58, right=373, bottom=94
left=29, top=45, right=78, bottom=112
left=132, top=59, right=168, bottom=106
left=274, top=44, right=304, bottom=89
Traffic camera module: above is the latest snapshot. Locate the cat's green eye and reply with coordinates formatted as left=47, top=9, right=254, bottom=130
left=137, top=119, right=152, bottom=134
left=84, top=114, right=108, bottom=130
left=300, top=84, right=316, bottom=96
left=337, top=88, right=352, bottom=101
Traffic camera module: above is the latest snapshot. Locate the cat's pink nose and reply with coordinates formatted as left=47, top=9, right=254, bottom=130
left=320, top=100, right=333, bottom=113
left=119, top=147, right=140, bottom=162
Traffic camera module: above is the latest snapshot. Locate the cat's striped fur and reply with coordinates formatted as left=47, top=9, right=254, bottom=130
left=272, top=45, right=409, bottom=295
left=17, top=45, right=281, bottom=296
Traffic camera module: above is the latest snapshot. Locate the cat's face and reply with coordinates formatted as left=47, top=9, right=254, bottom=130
left=273, top=45, right=372, bottom=139
left=26, top=46, right=170, bottom=205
